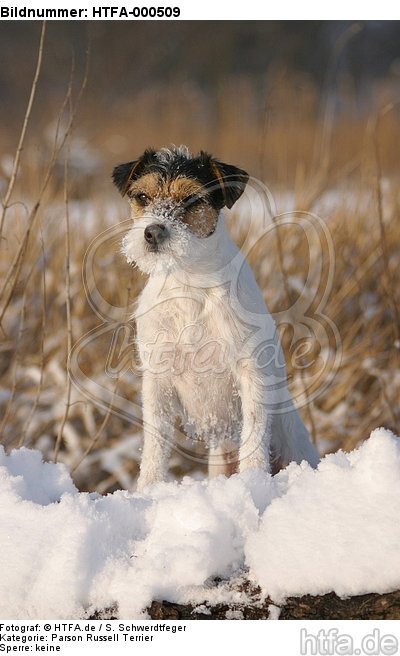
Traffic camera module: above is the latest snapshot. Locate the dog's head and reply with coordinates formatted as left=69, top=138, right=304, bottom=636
left=113, top=146, right=248, bottom=274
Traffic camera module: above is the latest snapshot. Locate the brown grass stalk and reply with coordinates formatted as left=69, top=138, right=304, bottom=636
left=371, top=110, right=400, bottom=355
left=0, top=288, right=27, bottom=439
left=19, top=231, right=47, bottom=447
left=0, top=47, right=89, bottom=330
left=0, top=22, right=46, bottom=241
left=54, top=140, right=73, bottom=462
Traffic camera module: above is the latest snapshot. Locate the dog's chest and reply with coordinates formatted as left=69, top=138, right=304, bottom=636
left=136, top=283, right=242, bottom=437
left=137, top=285, right=237, bottom=372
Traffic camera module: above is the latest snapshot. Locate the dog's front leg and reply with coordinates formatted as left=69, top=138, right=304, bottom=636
left=137, top=373, right=175, bottom=491
left=237, top=368, right=271, bottom=473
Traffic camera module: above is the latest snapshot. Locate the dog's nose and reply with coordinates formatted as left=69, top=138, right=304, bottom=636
left=144, top=223, right=168, bottom=246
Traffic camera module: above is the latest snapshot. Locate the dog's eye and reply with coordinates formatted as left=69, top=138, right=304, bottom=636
left=130, top=192, right=150, bottom=206
left=184, top=195, right=204, bottom=209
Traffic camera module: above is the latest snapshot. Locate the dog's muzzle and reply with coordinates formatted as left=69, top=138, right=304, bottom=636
left=144, top=223, right=169, bottom=249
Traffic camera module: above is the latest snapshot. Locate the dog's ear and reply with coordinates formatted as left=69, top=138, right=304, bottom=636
left=209, top=159, right=249, bottom=209
left=112, top=149, right=157, bottom=196
left=112, top=160, right=142, bottom=196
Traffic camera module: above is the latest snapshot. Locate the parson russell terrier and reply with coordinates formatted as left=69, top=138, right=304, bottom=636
left=112, top=146, right=319, bottom=490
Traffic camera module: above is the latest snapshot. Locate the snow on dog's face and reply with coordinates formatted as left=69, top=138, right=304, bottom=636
left=113, top=146, right=248, bottom=274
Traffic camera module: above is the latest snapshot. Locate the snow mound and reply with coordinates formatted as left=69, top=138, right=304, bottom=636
left=1, top=428, right=400, bottom=619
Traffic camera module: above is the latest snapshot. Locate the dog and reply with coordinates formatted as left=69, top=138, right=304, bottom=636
left=113, top=145, right=319, bottom=490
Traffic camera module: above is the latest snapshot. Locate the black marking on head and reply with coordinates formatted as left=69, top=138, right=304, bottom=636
left=112, top=146, right=249, bottom=209
left=207, top=157, right=249, bottom=210
left=112, top=149, right=157, bottom=196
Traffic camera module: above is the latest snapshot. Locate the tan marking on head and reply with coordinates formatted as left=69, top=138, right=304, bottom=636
left=182, top=202, right=218, bottom=238
left=210, top=161, right=226, bottom=201
left=169, top=176, right=218, bottom=237
left=128, top=172, right=163, bottom=200
left=128, top=173, right=218, bottom=238
left=168, top=177, right=205, bottom=202
left=129, top=174, right=205, bottom=203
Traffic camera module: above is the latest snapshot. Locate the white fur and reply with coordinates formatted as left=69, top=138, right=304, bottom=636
left=123, top=210, right=320, bottom=490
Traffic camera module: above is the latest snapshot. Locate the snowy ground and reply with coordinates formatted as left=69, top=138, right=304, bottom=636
left=1, top=427, right=400, bottom=619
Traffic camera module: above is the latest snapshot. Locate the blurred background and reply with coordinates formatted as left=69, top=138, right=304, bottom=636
left=0, top=21, right=399, bottom=492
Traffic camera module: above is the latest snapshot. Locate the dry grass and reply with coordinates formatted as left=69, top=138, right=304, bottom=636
left=1, top=32, right=400, bottom=493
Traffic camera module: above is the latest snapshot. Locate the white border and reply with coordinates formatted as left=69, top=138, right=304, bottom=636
left=0, top=0, right=399, bottom=20
left=0, top=620, right=400, bottom=654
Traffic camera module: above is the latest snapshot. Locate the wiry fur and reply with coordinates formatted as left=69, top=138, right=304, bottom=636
left=113, top=146, right=319, bottom=489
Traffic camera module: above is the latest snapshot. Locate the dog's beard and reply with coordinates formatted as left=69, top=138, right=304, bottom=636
left=121, top=217, right=197, bottom=275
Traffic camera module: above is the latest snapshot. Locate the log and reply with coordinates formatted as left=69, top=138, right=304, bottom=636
left=147, top=589, right=400, bottom=620
left=90, top=586, right=400, bottom=620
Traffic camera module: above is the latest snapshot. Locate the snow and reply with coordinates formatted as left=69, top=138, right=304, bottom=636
left=1, top=427, right=400, bottom=619
left=268, top=604, right=281, bottom=620
left=246, top=427, right=400, bottom=602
